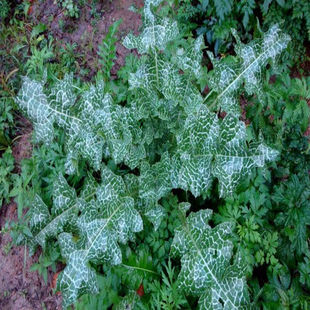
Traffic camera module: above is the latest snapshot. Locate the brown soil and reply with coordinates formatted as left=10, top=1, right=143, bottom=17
left=12, top=116, right=33, bottom=172
left=0, top=203, right=62, bottom=310
left=29, top=0, right=144, bottom=79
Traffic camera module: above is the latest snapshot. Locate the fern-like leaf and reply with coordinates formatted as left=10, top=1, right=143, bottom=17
left=98, top=19, right=122, bottom=81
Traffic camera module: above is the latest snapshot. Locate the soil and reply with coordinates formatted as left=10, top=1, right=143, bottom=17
left=29, top=0, right=144, bottom=79
left=12, top=116, right=33, bottom=172
left=0, top=203, right=62, bottom=310
left=0, top=114, right=61, bottom=309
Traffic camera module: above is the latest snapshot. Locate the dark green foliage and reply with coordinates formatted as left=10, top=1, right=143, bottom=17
left=148, top=260, right=189, bottom=309
left=272, top=174, right=310, bottom=257
left=30, top=247, right=60, bottom=284
left=97, top=19, right=122, bottom=82
left=299, top=252, right=310, bottom=290
left=0, top=0, right=9, bottom=19
left=0, top=99, right=14, bottom=150
left=176, top=0, right=310, bottom=60
left=75, top=273, right=120, bottom=310
left=57, top=0, right=79, bottom=18
left=0, top=148, right=15, bottom=206
left=260, top=265, right=310, bottom=309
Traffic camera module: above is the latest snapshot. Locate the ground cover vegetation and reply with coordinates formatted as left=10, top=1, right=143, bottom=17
left=0, top=0, right=309, bottom=309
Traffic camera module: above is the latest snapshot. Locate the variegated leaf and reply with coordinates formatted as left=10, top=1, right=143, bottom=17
left=207, top=24, right=290, bottom=115
left=171, top=209, right=250, bottom=309
left=26, top=175, right=79, bottom=255
left=123, top=0, right=178, bottom=53
left=57, top=167, right=143, bottom=306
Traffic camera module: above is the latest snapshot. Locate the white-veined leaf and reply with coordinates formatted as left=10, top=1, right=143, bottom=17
left=171, top=209, right=250, bottom=309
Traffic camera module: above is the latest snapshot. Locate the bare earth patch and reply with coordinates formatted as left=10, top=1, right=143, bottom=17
left=0, top=203, right=62, bottom=310
left=29, top=0, right=144, bottom=79
left=11, top=116, right=32, bottom=172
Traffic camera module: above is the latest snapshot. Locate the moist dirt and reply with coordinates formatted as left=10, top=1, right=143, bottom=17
left=29, top=0, right=144, bottom=79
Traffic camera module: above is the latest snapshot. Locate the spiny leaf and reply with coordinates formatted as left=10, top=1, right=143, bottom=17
left=207, top=24, right=290, bottom=114
left=94, top=94, right=145, bottom=168
left=123, top=0, right=178, bottom=53
left=173, top=36, right=204, bottom=79
left=174, top=106, right=278, bottom=197
left=213, top=114, right=278, bottom=196
left=17, top=77, right=58, bottom=144
left=171, top=209, right=250, bottom=309
left=16, top=75, right=103, bottom=173
left=57, top=167, right=143, bottom=307
left=139, top=152, right=172, bottom=203
left=27, top=175, right=79, bottom=255
left=57, top=234, right=101, bottom=307
left=172, top=105, right=218, bottom=197
left=124, top=173, right=166, bottom=230
left=114, top=291, right=143, bottom=310
left=16, top=76, right=145, bottom=173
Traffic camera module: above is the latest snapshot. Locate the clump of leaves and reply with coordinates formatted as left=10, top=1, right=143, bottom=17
left=272, top=173, right=310, bottom=257
left=176, top=0, right=309, bottom=60
left=98, top=19, right=122, bottom=82
left=0, top=148, right=15, bottom=206
left=57, top=0, right=79, bottom=18
left=148, top=260, right=189, bottom=309
left=0, top=99, right=14, bottom=150
left=0, top=0, right=10, bottom=19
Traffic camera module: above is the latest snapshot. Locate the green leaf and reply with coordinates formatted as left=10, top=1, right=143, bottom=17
left=57, top=166, right=143, bottom=307
left=214, top=0, right=233, bottom=20
left=173, top=36, right=204, bottom=79
left=262, top=0, right=273, bottom=14
left=98, top=19, right=122, bottom=81
left=174, top=107, right=278, bottom=197
left=173, top=105, right=218, bottom=197
left=114, top=291, right=142, bottom=310
left=16, top=75, right=145, bottom=173
left=94, top=93, right=145, bottom=169
left=139, top=152, right=172, bottom=203
left=31, top=23, right=47, bottom=39
left=123, top=0, right=179, bottom=54
left=171, top=209, right=250, bottom=309
left=207, top=25, right=290, bottom=114
left=212, top=114, right=278, bottom=196
left=26, top=175, right=79, bottom=255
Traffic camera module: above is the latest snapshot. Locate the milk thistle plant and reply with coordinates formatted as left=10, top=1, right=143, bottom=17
left=16, top=0, right=290, bottom=307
